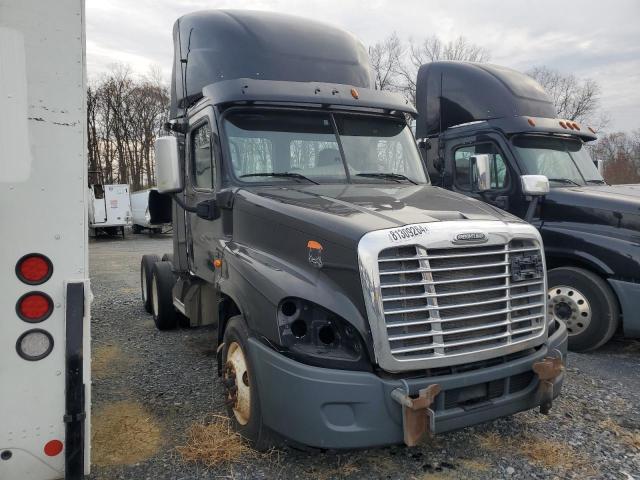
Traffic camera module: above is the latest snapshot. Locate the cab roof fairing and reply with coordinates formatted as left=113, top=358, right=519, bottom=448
left=170, top=9, right=373, bottom=119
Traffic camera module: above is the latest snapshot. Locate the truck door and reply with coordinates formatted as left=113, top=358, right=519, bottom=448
left=184, top=108, right=223, bottom=283
left=446, top=136, right=522, bottom=214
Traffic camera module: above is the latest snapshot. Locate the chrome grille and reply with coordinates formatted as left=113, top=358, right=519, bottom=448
left=378, top=239, right=546, bottom=362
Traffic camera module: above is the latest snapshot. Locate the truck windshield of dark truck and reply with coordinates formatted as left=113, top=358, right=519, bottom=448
left=512, top=135, right=604, bottom=186
left=223, top=110, right=428, bottom=185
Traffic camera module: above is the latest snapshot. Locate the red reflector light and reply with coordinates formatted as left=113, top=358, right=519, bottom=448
left=16, top=292, right=53, bottom=322
left=16, top=254, right=53, bottom=285
left=44, top=440, right=63, bottom=457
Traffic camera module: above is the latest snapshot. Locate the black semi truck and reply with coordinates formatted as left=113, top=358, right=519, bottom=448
left=415, top=61, right=640, bottom=352
left=141, top=10, right=566, bottom=449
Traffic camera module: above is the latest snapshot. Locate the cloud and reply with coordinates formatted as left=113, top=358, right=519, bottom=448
left=86, top=0, right=640, bottom=132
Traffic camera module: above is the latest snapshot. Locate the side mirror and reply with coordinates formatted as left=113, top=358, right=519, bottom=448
left=471, top=154, right=492, bottom=192
left=155, top=136, right=183, bottom=193
left=521, top=175, right=550, bottom=196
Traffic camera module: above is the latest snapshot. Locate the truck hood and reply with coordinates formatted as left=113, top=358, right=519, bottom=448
left=235, top=183, right=520, bottom=246
left=544, top=184, right=640, bottom=229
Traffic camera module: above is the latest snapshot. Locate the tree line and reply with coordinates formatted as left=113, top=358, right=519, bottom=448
left=87, top=66, right=169, bottom=191
left=87, top=34, right=635, bottom=189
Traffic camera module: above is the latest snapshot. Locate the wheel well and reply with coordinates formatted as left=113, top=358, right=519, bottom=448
left=546, top=255, right=608, bottom=277
left=546, top=256, right=623, bottom=327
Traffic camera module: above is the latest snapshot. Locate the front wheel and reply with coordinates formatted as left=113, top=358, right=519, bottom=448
left=547, top=267, right=619, bottom=352
left=222, top=316, right=273, bottom=450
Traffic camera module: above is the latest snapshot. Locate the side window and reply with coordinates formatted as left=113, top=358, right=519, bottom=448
left=191, top=123, right=214, bottom=189
left=454, top=143, right=509, bottom=191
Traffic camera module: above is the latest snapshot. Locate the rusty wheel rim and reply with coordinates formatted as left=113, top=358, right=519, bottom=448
left=224, top=341, right=251, bottom=425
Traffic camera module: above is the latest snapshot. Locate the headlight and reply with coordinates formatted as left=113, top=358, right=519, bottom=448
left=277, top=298, right=370, bottom=371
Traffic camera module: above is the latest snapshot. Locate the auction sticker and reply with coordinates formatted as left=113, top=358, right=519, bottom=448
left=388, top=224, right=429, bottom=243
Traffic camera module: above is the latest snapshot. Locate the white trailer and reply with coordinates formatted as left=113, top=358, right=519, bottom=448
left=88, top=182, right=132, bottom=237
left=130, top=188, right=170, bottom=234
left=0, top=1, right=90, bottom=479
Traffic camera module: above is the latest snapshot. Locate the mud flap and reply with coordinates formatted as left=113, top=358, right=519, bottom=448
left=391, top=384, right=441, bottom=446
left=532, top=356, right=564, bottom=415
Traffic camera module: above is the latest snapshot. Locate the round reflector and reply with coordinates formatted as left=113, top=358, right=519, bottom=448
left=16, top=329, right=54, bottom=361
left=16, top=254, right=53, bottom=285
left=16, top=292, right=53, bottom=322
left=44, top=440, right=63, bottom=457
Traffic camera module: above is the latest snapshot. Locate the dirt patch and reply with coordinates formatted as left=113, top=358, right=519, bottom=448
left=92, top=401, right=163, bottom=467
left=477, top=431, right=596, bottom=475
left=177, top=415, right=260, bottom=468
left=600, top=417, right=640, bottom=450
left=92, top=343, right=133, bottom=378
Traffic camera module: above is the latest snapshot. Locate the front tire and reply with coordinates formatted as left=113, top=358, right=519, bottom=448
left=548, top=267, right=619, bottom=351
left=151, top=261, right=178, bottom=330
left=222, top=316, right=272, bottom=450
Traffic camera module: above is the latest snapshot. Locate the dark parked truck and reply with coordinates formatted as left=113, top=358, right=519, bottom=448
left=415, top=61, right=640, bottom=352
left=141, top=10, right=566, bottom=449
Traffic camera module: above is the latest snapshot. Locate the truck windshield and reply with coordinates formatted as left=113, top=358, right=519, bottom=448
left=223, top=110, right=428, bottom=185
left=512, top=135, right=604, bottom=186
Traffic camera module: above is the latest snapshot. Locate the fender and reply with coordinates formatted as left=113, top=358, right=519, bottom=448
left=218, top=241, right=374, bottom=360
left=541, top=221, right=640, bottom=279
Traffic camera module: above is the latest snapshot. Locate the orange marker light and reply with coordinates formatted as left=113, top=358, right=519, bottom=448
left=307, top=240, right=323, bottom=250
left=213, top=259, right=222, bottom=268
left=572, top=122, right=580, bottom=130
left=350, top=88, right=359, bottom=99
left=527, top=118, right=536, bottom=127
left=559, top=121, right=567, bottom=129
left=588, top=126, right=596, bottom=134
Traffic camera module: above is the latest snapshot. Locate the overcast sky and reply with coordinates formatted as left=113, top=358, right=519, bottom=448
left=86, top=0, right=640, bottom=133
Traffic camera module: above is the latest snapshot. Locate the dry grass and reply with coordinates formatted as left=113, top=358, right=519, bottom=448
left=476, top=431, right=596, bottom=475
left=600, top=417, right=640, bottom=450
left=458, top=458, right=491, bottom=473
left=92, top=401, right=162, bottom=466
left=176, top=415, right=260, bottom=468
left=92, top=343, right=133, bottom=378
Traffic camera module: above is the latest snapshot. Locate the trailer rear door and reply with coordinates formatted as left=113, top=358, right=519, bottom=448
left=0, top=0, right=90, bottom=478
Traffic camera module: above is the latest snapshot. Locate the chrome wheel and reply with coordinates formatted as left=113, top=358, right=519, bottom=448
left=224, top=341, right=251, bottom=426
left=548, top=285, right=591, bottom=336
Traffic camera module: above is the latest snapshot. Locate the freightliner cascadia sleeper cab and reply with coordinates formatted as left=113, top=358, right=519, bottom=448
left=140, top=10, right=566, bottom=449
left=415, top=61, right=640, bottom=352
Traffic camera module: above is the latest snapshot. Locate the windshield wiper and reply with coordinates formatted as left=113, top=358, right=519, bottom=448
left=240, top=172, right=319, bottom=185
left=356, top=172, right=418, bottom=185
left=547, top=178, right=581, bottom=186
left=586, top=179, right=607, bottom=185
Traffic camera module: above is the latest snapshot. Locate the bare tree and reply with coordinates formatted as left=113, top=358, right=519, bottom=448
left=528, top=66, right=605, bottom=129
left=396, top=35, right=491, bottom=105
left=87, top=64, right=170, bottom=190
left=591, top=130, right=640, bottom=184
left=368, top=32, right=404, bottom=91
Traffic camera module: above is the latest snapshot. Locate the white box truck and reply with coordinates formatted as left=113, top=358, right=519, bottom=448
left=0, top=0, right=90, bottom=478
left=88, top=179, right=132, bottom=237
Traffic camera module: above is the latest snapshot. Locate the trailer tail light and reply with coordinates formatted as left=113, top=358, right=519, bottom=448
left=16, top=329, right=54, bottom=361
left=16, top=292, right=53, bottom=322
left=44, top=440, right=63, bottom=457
left=16, top=254, right=53, bottom=285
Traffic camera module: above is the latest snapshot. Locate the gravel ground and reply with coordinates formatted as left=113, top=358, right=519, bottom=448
left=88, top=233, right=640, bottom=480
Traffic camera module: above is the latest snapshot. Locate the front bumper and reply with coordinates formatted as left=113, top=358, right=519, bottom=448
left=248, top=320, right=568, bottom=449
